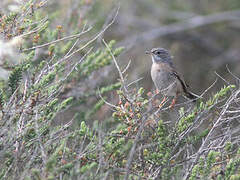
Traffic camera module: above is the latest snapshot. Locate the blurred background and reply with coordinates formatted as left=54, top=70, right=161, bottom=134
left=1, top=0, right=240, bottom=121
left=106, top=0, right=240, bottom=95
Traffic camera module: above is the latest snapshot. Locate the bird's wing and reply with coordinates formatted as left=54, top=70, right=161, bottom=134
left=170, top=70, right=189, bottom=93
left=170, top=67, right=198, bottom=101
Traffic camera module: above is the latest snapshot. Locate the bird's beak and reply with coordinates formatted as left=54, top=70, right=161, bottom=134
left=145, top=50, right=151, bottom=55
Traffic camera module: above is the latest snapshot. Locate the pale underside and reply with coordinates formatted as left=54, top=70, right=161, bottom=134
left=151, top=63, right=183, bottom=97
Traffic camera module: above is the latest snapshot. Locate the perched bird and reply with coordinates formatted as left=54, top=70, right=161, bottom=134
left=146, top=47, right=197, bottom=108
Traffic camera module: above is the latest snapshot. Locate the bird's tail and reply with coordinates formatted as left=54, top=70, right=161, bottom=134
left=184, top=91, right=199, bottom=102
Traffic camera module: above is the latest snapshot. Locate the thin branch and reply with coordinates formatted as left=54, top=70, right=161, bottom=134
left=184, top=89, right=240, bottom=179
left=22, top=27, right=92, bottom=52
left=98, top=88, right=118, bottom=109
left=102, top=38, right=128, bottom=93
left=18, top=17, right=49, bottom=38
left=123, top=116, right=147, bottom=180
left=122, top=59, right=131, bottom=74
left=226, top=64, right=240, bottom=82
left=63, top=6, right=120, bottom=61
left=127, top=77, right=144, bottom=88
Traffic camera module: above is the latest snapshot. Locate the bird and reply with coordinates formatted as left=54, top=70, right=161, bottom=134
left=146, top=47, right=197, bottom=108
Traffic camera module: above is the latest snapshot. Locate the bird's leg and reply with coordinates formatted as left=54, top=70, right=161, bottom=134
left=159, top=96, right=167, bottom=108
left=169, top=98, right=177, bottom=109
left=155, top=89, right=159, bottom=94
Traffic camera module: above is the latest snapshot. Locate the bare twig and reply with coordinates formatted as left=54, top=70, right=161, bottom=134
left=124, top=116, right=147, bottom=180
left=22, top=27, right=92, bottom=52
left=122, top=59, right=131, bottom=74
left=98, top=88, right=118, bottom=109
left=63, top=6, right=120, bottom=61
left=102, top=38, right=128, bottom=93
left=184, top=89, right=240, bottom=179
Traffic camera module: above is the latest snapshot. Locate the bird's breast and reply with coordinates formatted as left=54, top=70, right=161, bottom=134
left=151, top=63, right=171, bottom=83
left=151, top=63, right=177, bottom=96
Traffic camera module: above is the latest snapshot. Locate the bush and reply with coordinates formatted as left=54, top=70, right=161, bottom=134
left=0, top=1, right=240, bottom=180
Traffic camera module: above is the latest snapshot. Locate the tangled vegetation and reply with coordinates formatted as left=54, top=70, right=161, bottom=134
left=0, top=1, right=240, bottom=180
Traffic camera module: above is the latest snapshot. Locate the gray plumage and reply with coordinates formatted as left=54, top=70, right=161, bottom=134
left=146, top=48, right=197, bottom=101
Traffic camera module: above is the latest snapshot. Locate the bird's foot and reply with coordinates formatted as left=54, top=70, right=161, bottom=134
left=169, top=98, right=176, bottom=109
left=158, top=97, right=167, bottom=108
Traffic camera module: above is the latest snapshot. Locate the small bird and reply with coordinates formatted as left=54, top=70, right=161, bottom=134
left=146, top=47, right=197, bottom=108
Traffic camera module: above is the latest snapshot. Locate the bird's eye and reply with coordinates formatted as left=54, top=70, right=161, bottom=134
left=156, top=51, right=161, bottom=55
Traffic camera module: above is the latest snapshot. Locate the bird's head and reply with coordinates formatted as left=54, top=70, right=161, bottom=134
left=146, top=48, right=173, bottom=65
